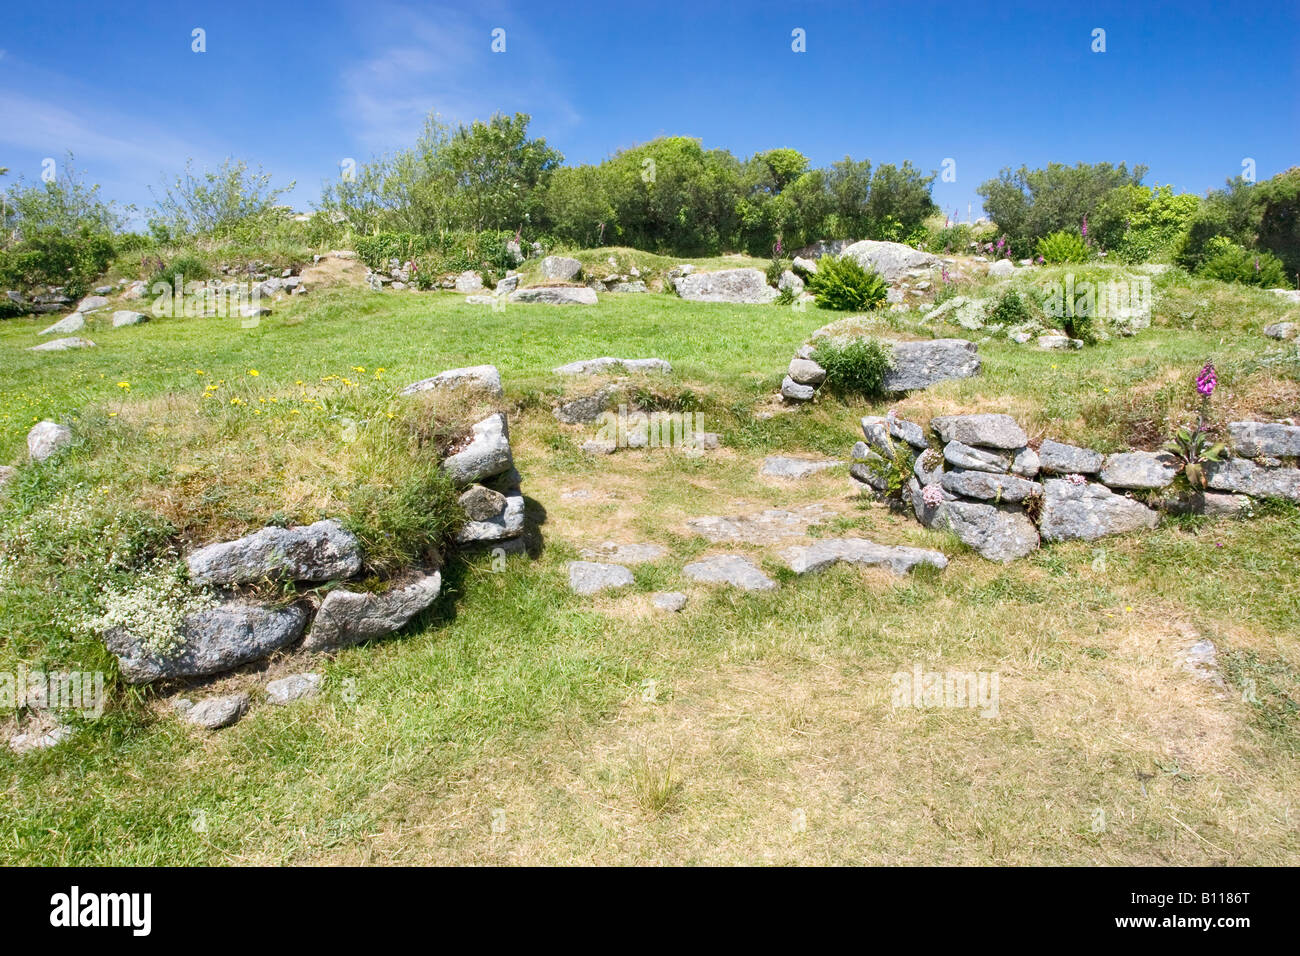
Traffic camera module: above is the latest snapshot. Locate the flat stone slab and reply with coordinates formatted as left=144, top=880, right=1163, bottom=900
left=399, top=364, right=503, bottom=398
left=682, top=554, right=776, bottom=591
left=266, top=673, right=322, bottom=705
left=862, top=414, right=928, bottom=450
left=930, top=413, right=1028, bottom=450
left=943, top=440, right=1011, bottom=473
left=781, top=376, right=816, bottom=401
left=1229, top=421, right=1300, bottom=458
left=39, top=313, right=85, bottom=336
left=186, top=519, right=363, bottom=586
left=1099, top=451, right=1178, bottom=490
left=578, top=541, right=669, bottom=564
left=553, top=357, right=672, bottom=375
left=303, top=571, right=442, bottom=651
left=187, top=694, right=250, bottom=730
left=29, top=336, right=95, bottom=352
left=760, top=456, right=843, bottom=479
left=840, top=240, right=940, bottom=281
left=1039, top=478, right=1160, bottom=542
left=107, top=602, right=308, bottom=684
left=782, top=538, right=948, bottom=575
left=675, top=268, right=778, bottom=304
left=882, top=339, right=981, bottom=392
left=941, top=468, right=1042, bottom=503
left=1206, top=460, right=1300, bottom=500
left=651, top=591, right=688, bottom=612
left=685, top=504, right=832, bottom=544
left=567, top=560, right=634, bottom=595
left=1038, top=439, right=1103, bottom=474
left=509, top=286, right=598, bottom=305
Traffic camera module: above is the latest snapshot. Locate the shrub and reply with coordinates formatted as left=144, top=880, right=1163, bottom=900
left=1195, top=238, right=1288, bottom=287
left=1036, top=230, right=1090, bottom=264
left=811, top=338, right=894, bottom=397
left=807, top=255, right=889, bottom=311
left=147, top=254, right=211, bottom=295
left=988, top=289, right=1034, bottom=325
left=0, top=228, right=116, bottom=298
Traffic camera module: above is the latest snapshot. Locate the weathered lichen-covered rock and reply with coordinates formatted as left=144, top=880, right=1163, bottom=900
left=1099, top=451, right=1178, bottom=490
left=39, top=313, right=86, bottom=336
left=1206, top=460, right=1300, bottom=500
left=839, top=240, right=940, bottom=281
left=760, top=456, right=842, bottom=479
left=399, top=364, right=503, bottom=398
left=781, top=376, right=816, bottom=401
left=930, top=413, right=1028, bottom=450
left=1039, top=479, right=1160, bottom=542
left=578, top=541, right=668, bottom=564
left=567, top=560, right=633, bottom=595
left=27, top=420, right=72, bottom=461
left=781, top=537, right=948, bottom=575
left=107, top=602, right=308, bottom=684
left=1263, top=321, right=1296, bottom=340
left=674, top=268, right=778, bottom=304
left=861, top=414, right=928, bottom=450
left=1228, top=421, right=1300, bottom=458
left=29, top=336, right=95, bottom=352
left=682, top=554, right=776, bottom=591
left=186, top=519, right=362, bottom=585
left=651, top=591, right=688, bottom=612
left=913, top=489, right=1039, bottom=562
left=441, top=413, right=514, bottom=486
left=266, top=673, right=322, bottom=705
left=553, top=357, right=672, bottom=375
left=453, top=271, right=484, bottom=293
left=458, top=484, right=508, bottom=521
left=943, top=440, right=1011, bottom=473
left=941, top=468, right=1042, bottom=503
left=1038, top=439, right=1103, bottom=475
left=454, top=489, right=524, bottom=543
left=302, top=571, right=442, bottom=652
left=75, top=295, right=109, bottom=312
left=539, top=256, right=583, bottom=282
left=111, top=310, right=148, bottom=327
left=187, top=693, right=250, bottom=730
left=883, top=340, right=981, bottom=392
left=987, top=259, right=1015, bottom=279
left=788, top=357, right=826, bottom=386
left=553, top=386, right=618, bottom=425
left=509, top=286, right=598, bottom=305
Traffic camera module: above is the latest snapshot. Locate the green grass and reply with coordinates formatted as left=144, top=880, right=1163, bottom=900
left=1, top=256, right=1298, bottom=865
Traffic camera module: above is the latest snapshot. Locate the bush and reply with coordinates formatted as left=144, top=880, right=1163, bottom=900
left=1195, top=238, right=1288, bottom=287
left=988, top=289, right=1034, bottom=325
left=0, top=228, right=116, bottom=297
left=1036, top=230, right=1091, bottom=264
left=807, top=255, right=889, bottom=311
left=147, top=255, right=210, bottom=295
left=811, top=338, right=894, bottom=397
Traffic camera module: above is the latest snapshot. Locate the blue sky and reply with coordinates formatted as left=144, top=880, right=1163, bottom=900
left=2, top=0, right=1297, bottom=228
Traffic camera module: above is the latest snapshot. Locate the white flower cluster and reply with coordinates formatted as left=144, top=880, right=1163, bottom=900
left=79, top=563, right=214, bottom=659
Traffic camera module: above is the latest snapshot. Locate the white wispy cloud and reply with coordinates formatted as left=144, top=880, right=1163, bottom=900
left=336, top=2, right=581, bottom=156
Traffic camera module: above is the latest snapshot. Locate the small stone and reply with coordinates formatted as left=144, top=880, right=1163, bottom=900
left=27, top=420, right=72, bottom=461
left=1228, top=421, right=1300, bottom=458
left=111, top=310, right=148, bottom=327
left=582, top=439, right=617, bottom=455
left=1039, top=479, right=1160, bottom=541
left=29, top=336, right=95, bottom=352
left=459, top=484, right=508, bottom=522
left=39, top=313, right=85, bottom=336
left=787, top=357, right=827, bottom=386
left=1206, top=460, right=1300, bottom=500
left=187, top=694, right=250, bottom=730
left=781, top=376, right=816, bottom=401
left=1263, top=321, right=1296, bottom=340
left=400, top=365, right=503, bottom=398
left=760, top=456, right=842, bottom=479
left=442, top=413, right=514, bottom=486
left=781, top=538, right=948, bottom=575
left=1038, top=439, right=1103, bottom=475
left=943, top=440, right=1010, bottom=473
left=930, top=414, right=1028, bottom=450
left=8, top=724, right=71, bottom=753
left=266, top=673, right=322, bottom=705
left=651, top=591, right=688, bottom=612
left=578, top=542, right=668, bottom=564
left=186, top=519, right=362, bottom=586
left=567, top=560, right=634, bottom=595
left=941, top=468, right=1042, bottom=503
left=303, top=572, right=442, bottom=652
left=682, top=554, right=776, bottom=591
left=1099, top=451, right=1178, bottom=490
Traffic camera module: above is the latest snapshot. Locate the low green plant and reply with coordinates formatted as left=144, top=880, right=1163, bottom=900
left=807, top=255, right=889, bottom=311
left=147, top=254, right=210, bottom=294
left=1195, top=237, right=1289, bottom=287
left=811, top=338, right=894, bottom=397
left=988, top=289, right=1034, bottom=325
left=1036, top=230, right=1091, bottom=264
left=854, top=431, right=916, bottom=506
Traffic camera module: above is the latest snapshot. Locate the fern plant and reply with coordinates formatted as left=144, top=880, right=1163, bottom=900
left=807, top=255, right=889, bottom=311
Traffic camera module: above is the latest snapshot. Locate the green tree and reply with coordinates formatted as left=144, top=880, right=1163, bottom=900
left=150, top=157, right=293, bottom=238
left=442, top=112, right=562, bottom=231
